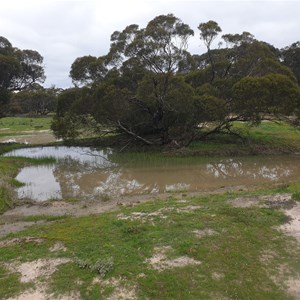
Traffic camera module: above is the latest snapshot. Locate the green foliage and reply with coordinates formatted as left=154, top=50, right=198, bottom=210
left=0, top=186, right=13, bottom=214
left=282, top=41, right=300, bottom=84
left=233, top=74, right=300, bottom=123
left=70, top=56, right=107, bottom=87
left=53, top=15, right=300, bottom=148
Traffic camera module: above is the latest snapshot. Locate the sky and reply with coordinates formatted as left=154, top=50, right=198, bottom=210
left=1, top=0, right=299, bottom=88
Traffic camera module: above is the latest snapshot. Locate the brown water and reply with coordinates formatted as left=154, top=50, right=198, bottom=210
left=4, top=146, right=300, bottom=201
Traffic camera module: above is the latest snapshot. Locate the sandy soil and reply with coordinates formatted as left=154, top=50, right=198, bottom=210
left=145, top=246, right=201, bottom=271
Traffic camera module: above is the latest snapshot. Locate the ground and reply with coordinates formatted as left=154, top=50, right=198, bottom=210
left=1, top=118, right=300, bottom=299
left=1, top=187, right=300, bottom=299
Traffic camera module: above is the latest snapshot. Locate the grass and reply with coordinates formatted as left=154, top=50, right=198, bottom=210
left=0, top=144, right=56, bottom=213
left=188, top=121, right=300, bottom=155
left=1, top=119, right=300, bottom=298
left=0, top=116, right=52, bottom=138
left=0, top=190, right=299, bottom=299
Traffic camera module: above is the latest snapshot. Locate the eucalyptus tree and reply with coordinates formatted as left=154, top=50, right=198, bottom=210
left=70, top=55, right=107, bottom=87
left=0, top=36, right=45, bottom=116
left=281, top=42, right=300, bottom=84
left=97, top=14, right=196, bottom=145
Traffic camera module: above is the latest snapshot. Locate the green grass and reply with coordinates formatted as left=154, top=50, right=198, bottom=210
left=0, top=145, right=56, bottom=214
left=0, top=192, right=299, bottom=299
left=0, top=116, right=52, bottom=138
left=188, top=121, right=300, bottom=155
left=233, top=121, right=300, bottom=148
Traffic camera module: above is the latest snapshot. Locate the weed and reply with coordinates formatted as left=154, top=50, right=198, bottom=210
left=292, top=192, right=300, bottom=201
left=74, top=257, right=114, bottom=278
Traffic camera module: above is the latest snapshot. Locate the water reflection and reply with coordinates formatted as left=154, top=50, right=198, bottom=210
left=4, top=147, right=300, bottom=201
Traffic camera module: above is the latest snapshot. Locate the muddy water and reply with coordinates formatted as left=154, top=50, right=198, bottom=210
left=4, top=146, right=300, bottom=201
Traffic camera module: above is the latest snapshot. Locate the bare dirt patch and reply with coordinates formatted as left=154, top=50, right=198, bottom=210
left=193, top=228, right=216, bottom=238
left=5, top=258, right=70, bottom=283
left=260, top=193, right=296, bottom=209
left=117, top=205, right=202, bottom=222
left=286, top=277, right=300, bottom=299
left=6, top=286, right=81, bottom=300
left=280, top=202, right=300, bottom=243
left=0, top=221, right=47, bottom=239
left=49, top=241, right=67, bottom=252
left=0, top=236, right=45, bottom=248
left=145, top=246, right=201, bottom=271
left=228, top=197, right=260, bottom=208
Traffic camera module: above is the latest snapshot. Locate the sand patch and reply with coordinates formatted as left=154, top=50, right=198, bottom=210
left=280, top=202, right=300, bottom=243
left=261, top=193, right=296, bottom=209
left=212, top=272, right=224, bottom=281
left=0, top=236, right=45, bottom=248
left=193, top=228, right=216, bottom=238
left=176, top=205, right=203, bottom=213
left=49, top=241, right=67, bottom=252
left=6, top=286, right=81, bottom=300
left=117, top=205, right=203, bottom=222
left=6, top=258, right=70, bottom=283
left=228, top=197, right=260, bottom=208
left=146, top=246, right=201, bottom=271
left=286, top=277, right=300, bottom=299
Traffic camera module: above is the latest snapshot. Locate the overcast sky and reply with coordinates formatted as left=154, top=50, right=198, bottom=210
left=1, top=0, right=299, bottom=88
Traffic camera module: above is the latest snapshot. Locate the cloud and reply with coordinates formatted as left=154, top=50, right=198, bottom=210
left=1, top=0, right=299, bottom=88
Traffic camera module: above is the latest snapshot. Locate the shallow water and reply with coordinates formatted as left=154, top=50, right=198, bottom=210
left=5, top=146, right=300, bottom=201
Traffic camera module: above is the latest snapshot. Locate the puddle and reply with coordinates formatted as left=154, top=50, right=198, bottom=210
left=4, top=146, right=300, bottom=201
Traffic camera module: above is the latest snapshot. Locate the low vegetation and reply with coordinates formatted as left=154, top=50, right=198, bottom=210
left=0, top=144, right=55, bottom=213
left=0, top=117, right=52, bottom=139
left=0, top=189, right=299, bottom=299
left=1, top=120, right=300, bottom=299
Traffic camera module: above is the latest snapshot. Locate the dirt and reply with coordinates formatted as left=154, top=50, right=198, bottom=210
left=280, top=202, right=300, bottom=243
left=0, top=131, right=57, bottom=145
left=145, top=246, right=201, bottom=271
left=6, top=288, right=81, bottom=300
left=228, top=196, right=260, bottom=208
left=49, top=241, right=67, bottom=252
left=1, top=191, right=300, bottom=299
left=5, top=258, right=70, bottom=283
left=286, top=277, right=300, bottom=299
left=0, top=236, right=45, bottom=248
left=193, top=228, right=216, bottom=238
left=0, top=220, right=47, bottom=239
left=117, top=204, right=202, bottom=223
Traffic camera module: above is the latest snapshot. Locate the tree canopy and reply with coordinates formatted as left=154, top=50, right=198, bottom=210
left=50, top=14, right=300, bottom=147
left=0, top=36, right=46, bottom=116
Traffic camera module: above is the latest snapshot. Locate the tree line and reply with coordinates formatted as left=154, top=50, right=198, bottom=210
left=1, top=14, right=300, bottom=147
left=0, top=36, right=57, bottom=116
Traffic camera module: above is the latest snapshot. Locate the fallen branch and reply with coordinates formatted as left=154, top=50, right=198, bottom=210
left=117, top=121, right=154, bottom=145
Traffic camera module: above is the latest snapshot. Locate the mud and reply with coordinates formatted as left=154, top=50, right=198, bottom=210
left=0, top=131, right=57, bottom=145
left=0, top=220, right=47, bottom=239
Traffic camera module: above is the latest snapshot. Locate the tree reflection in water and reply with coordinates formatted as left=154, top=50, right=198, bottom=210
left=5, top=147, right=300, bottom=201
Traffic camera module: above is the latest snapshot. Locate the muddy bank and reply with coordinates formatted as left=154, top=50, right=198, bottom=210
left=0, top=130, right=57, bottom=145
left=0, top=187, right=248, bottom=238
